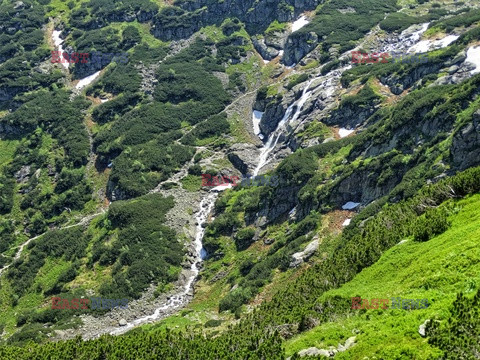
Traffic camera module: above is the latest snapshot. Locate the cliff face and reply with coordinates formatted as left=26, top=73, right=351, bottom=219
left=151, top=0, right=321, bottom=41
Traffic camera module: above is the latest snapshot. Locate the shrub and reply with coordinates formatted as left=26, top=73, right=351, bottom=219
left=235, top=227, right=256, bottom=251
left=413, top=207, right=451, bottom=242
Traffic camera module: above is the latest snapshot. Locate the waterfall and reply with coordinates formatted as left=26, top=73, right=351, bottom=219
left=253, top=79, right=315, bottom=176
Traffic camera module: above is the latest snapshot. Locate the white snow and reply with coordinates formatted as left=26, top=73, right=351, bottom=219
left=252, top=110, right=264, bottom=136
left=342, top=201, right=360, bottom=210
left=435, top=34, right=459, bottom=48
left=211, top=183, right=234, bottom=192
left=52, top=30, right=69, bottom=69
left=410, top=23, right=430, bottom=43
left=466, top=45, right=480, bottom=74
left=75, top=70, right=101, bottom=89
left=408, top=39, right=431, bottom=53
left=52, top=30, right=63, bottom=48
left=291, top=15, right=310, bottom=33
left=408, top=34, right=459, bottom=53
left=339, top=128, right=354, bottom=138
left=342, top=218, right=351, bottom=227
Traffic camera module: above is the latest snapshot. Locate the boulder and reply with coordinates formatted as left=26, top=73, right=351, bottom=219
left=227, top=143, right=260, bottom=175
left=298, top=347, right=331, bottom=357
left=451, top=110, right=480, bottom=170
left=290, top=239, right=319, bottom=268
left=418, top=319, right=430, bottom=337
left=283, top=31, right=318, bottom=66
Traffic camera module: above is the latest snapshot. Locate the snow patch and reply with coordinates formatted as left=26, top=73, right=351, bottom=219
left=211, top=183, right=234, bottom=192
left=252, top=110, right=264, bottom=136
left=339, top=128, right=354, bottom=138
left=408, top=34, right=459, bottom=53
left=52, top=30, right=69, bottom=70
left=291, top=15, right=310, bottom=33
left=342, top=202, right=360, bottom=210
left=409, top=23, right=430, bottom=43
left=75, top=71, right=101, bottom=89
left=466, top=45, right=480, bottom=74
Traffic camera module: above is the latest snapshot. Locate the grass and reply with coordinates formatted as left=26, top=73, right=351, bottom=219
left=229, top=113, right=253, bottom=144
left=285, top=193, right=480, bottom=359
left=0, top=139, right=18, bottom=171
left=181, top=175, right=202, bottom=192
left=297, top=119, right=332, bottom=141
left=265, top=20, right=287, bottom=35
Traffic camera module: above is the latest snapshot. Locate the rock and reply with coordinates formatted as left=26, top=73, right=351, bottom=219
left=227, top=143, right=260, bottom=175
left=449, top=50, right=467, bottom=66
left=210, top=270, right=228, bottom=283
left=325, top=96, right=380, bottom=129
left=451, top=110, right=480, bottom=170
left=13, top=1, right=25, bottom=9
left=298, top=347, right=331, bottom=357
left=54, top=330, right=66, bottom=339
left=252, top=37, right=279, bottom=61
left=14, top=165, right=31, bottom=183
left=297, top=336, right=356, bottom=357
left=339, top=336, right=356, bottom=352
left=264, top=238, right=275, bottom=245
left=283, top=31, right=319, bottom=66
left=290, top=239, right=319, bottom=267
left=259, top=95, right=287, bottom=137
left=448, top=65, right=459, bottom=75
left=418, top=319, right=430, bottom=337
left=380, top=61, right=444, bottom=95
left=119, top=319, right=127, bottom=326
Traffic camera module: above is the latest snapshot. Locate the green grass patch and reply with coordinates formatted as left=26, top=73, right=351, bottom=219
left=285, top=194, right=480, bottom=359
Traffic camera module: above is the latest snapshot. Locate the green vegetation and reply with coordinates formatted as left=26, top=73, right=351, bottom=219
left=265, top=20, right=287, bottom=35
left=285, top=73, right=309, bottom=90
left=291, top=0, right=398, bottom=61
left=286, top=192, right=480, bottom=358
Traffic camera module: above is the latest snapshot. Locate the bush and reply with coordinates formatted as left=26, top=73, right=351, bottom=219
left=413, top=207, right=451, bottom=242
left=234, top=227, right=256, bottom=251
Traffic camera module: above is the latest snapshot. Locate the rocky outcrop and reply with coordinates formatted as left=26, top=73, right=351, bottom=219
left=325, top=101, right=380, bottom=129
left=0, top=121, right=22, bottom=138
left=283, top=31, right=318, bottom=66
left=0, top=86, right=24, bottom=103
left=246, top=183, right=302, bottom=227
left=252, top=31, right=288, bottom=61
left=259, top=96, right=286, bottom=136
left=227, top=143, right=261, bottom=175
left=380, top=62, right=445, bottom=95
left=451, top=110, right=480, bottom=171
left=294, top=336, right=356, bottom=358
left=290, top=238, right=319, bottom=267
left=252, top=37, right=280, bottom=61
left=418, top=319, right=430, bottom=337
left=152, top=0, right=321, bottom=41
